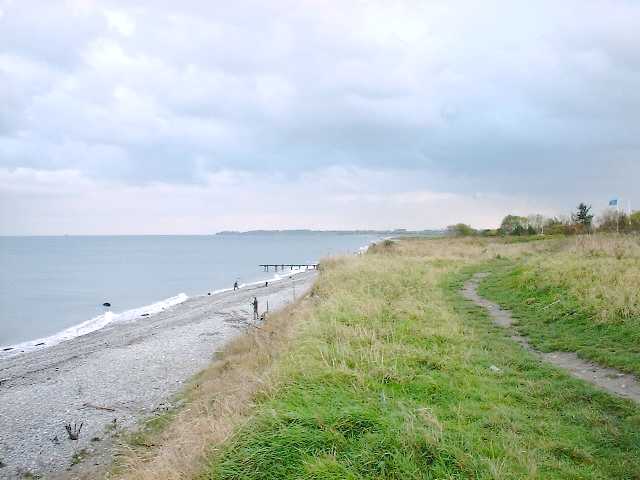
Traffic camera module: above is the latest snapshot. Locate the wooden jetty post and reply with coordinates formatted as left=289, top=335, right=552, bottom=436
left=260, top=263, right=319, bottom=272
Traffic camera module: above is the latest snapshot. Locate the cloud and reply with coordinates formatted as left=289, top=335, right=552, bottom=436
left=0, top=0, right=639, bottom=233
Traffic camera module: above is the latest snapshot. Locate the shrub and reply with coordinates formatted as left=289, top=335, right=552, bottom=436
left=446, top=223, right=477, bottom=237
left=500, top=215, right=528, bottom=235
left=630, top=211, right=640, bottom=232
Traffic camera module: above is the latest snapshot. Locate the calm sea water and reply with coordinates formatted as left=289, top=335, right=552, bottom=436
left=0, top=234, right=377, bottom=348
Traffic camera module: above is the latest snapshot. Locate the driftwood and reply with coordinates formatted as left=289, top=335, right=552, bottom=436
left=65, top=422, right=83, bottom=440
left=82, top=402, right=116, bottom=412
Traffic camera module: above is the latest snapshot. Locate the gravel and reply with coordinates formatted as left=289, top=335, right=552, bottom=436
left=0, top=272, right=316, bottom=479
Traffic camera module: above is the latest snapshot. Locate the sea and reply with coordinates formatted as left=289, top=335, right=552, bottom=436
left=0, top=233, right=379, bottom=354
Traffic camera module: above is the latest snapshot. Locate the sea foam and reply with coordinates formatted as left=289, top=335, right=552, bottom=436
left=0, top=293, right=188, bottom=359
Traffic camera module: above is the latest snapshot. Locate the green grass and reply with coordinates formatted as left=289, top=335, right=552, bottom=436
left=126, top=409, right=177, bottom=449
left=71, top=448, right=89, bottom=466
left=479, top=259, right=640, bottom=376
left=199, top=254, right=640, bottom=479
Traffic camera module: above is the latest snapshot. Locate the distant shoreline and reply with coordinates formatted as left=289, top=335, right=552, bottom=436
left=215, top=229, right=445, bottom=236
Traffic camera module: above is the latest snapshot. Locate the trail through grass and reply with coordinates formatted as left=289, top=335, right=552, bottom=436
left=200, top=247, right=640, bottom=479
left=479, top=236, right=640, bottom=375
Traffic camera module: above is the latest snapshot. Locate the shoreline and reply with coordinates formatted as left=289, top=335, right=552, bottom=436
left=0, top=271, right=317, bottom=479
left=0, top=267, right=313, bottom=359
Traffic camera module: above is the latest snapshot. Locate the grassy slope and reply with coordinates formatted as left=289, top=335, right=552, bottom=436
left=200, top=243, right=640, bottom=479
left=479, top=236, right=640, bottom=375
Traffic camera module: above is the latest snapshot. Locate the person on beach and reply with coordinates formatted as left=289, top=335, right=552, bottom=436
left=251, top=297, right=258, bottom=321
left=234, top=280, right=239, bottom=291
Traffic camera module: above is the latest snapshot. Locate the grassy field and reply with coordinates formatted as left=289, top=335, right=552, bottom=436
left=117, top=237, right=640, bottom=480
left=480, top=235, right=640, bottom=375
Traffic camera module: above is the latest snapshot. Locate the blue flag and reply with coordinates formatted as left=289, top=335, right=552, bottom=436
left=609, top=199, right=618, bottom=206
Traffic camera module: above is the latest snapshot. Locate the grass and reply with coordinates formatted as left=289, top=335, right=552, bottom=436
left=71, top=448, right=89, bottom=466
left=115, top=236, right=640, bottom=479
left=479, top=235, right=640, bottom=375
left=199, top=241, right=640, bottom=479
left=21, top=473, right=41, bottom=479
left=125, top=409, right=177, bottom=450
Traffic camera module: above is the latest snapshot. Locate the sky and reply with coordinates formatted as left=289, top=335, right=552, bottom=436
left=1, top=0, right=639, bottom=235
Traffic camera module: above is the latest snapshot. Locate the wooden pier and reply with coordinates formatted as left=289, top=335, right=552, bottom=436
left=260, top=264, right=319, bottom=272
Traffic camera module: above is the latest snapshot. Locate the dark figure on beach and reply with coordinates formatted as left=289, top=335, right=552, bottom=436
left=233, top=281, right=239, bottom=291
left=251, top=297, right=258, bottom=321
left=265, top=281, right=269, bottom=287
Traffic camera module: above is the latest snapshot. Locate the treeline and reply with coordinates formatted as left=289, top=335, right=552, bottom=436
left=447, top=203, right=640, bottom=237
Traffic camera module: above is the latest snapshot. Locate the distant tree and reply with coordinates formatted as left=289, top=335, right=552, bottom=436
left=597, top=209, right=629, bottom=233
left=631, top=211, right=640, bottom=232
left=499, top=215, right=528, bottom=235
left=544, top=216, right=570, bottom=236
left=572, top=203, right=593, bottom=229
left=527, top=214, right=545, bottom=234
left=446, top=223, right=477, bottom=237
left=512, top=224, right=526, bottom=236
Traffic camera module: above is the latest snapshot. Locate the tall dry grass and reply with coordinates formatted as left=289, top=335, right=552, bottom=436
left=522, top=234, right=640, bottom=323
left=393, top=235, right=557, bottom=261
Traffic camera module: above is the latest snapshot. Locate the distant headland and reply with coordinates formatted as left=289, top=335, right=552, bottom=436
left=215, top=229, right=445, bottom=236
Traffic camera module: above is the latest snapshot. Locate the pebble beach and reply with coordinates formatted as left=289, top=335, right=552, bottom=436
left=0, top=271, right=316, bottom=479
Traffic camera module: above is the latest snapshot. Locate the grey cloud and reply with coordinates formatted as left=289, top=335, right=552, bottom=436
left=0, top=0, right=639, bottom=212
left=0, top=0, right=107, bottom=69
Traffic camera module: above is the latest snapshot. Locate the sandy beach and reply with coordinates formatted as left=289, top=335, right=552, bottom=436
left=0, top=271, right=316, bottom=479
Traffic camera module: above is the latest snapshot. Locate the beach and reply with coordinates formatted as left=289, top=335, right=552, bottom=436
left=0, top=271, right=316, bottom=479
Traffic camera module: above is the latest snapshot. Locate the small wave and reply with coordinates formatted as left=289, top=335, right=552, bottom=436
left=357, top=238, right=382, bottom=255
left=112, top=293, right=188, bottom=324
left=229, top=266, right=314, bottom=292
left=0, top=293, right=188, bottom=359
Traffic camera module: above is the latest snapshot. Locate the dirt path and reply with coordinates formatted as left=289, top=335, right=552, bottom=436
left=462, top=273, right=640, bottom=404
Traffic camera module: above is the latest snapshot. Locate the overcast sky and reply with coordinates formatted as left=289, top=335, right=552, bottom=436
left=1, top=0, right=639, bottom=234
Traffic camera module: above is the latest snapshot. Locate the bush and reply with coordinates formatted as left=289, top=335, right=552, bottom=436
left=500, top=215, right=528, bottom=235
left=446, top=223, right=477, bottom=237
left=596, top=209, right=640, bottom=234
left=630, top=211, right=640, bottom=232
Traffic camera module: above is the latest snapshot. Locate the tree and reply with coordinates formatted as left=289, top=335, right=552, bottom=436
left=446, top=223, right=476, bottom=237
left=544, top=216, right=570, bottom=235
left=597, top=209, right=629, bottom=233
left=631, top=211, right=640, bottom=232
left=527, top=214, right=545, bottom=234
left=572, top=203, right=593, bottom=229
left=499, top=215, right=528, bottom=235
left=512, top=224, right=526, bottom=236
